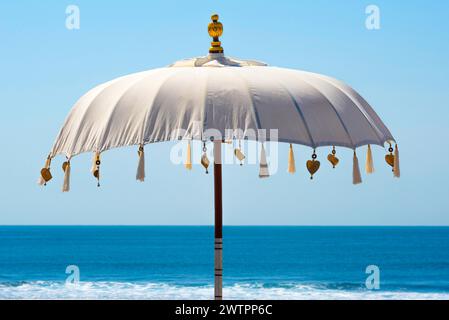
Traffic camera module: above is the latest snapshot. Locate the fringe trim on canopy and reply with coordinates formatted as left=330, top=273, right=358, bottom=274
left=136, top=145, right=145, bottom=182
left=288, top=144, right=296, bottom=174
left=393, top=144, right=400, bottom=178
left=37, top=176, right=45, bottom=186
left=62, top=160, right=71, bottom=192
left=353, top=151, right=362, bottom=185
left=259, top=144, right=269, bottom=178
left=365, top=145, right=375, bottom=174
left=185, top=141, right=192, bottom=170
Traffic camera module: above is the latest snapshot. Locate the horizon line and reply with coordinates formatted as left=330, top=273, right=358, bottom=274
left=0, top=225, right=448, bottom=227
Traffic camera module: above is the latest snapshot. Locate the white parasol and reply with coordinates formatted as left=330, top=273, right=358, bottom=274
left=39, top=14, right=400, bottom=300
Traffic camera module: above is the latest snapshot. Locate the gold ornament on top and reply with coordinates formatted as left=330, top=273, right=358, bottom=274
left=208, top=14, right=224, bottom=54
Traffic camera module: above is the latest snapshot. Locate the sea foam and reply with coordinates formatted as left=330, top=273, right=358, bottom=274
left=0, top=281, right=448, bottom=300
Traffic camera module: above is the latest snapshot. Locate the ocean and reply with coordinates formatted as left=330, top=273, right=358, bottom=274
left=0, top=226, right=448, bottom=300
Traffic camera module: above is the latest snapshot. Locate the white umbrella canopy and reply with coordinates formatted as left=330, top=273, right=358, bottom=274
left=39, top=14, right=400, bottom=300
left=49, top=60, right=394, bottom=158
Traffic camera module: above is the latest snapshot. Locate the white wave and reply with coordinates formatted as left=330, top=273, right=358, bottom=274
left=0, top=281, right=448, bottom=300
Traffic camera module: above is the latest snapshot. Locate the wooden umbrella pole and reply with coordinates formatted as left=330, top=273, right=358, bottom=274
left=213, top=140, right=223, bottom=300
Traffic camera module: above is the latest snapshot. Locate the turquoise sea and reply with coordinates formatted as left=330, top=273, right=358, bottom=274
left=0, top=226, right=448, bottom=300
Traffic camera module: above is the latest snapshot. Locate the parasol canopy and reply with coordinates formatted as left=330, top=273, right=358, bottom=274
left=49, top=57, right=394, bottom=157
left=39, top=14, right=400, bottom=300
left=44, top=50, right=401, bottom=183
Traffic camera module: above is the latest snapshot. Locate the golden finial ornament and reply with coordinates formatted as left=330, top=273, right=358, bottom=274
left=208, top=14, right=224, bottom=54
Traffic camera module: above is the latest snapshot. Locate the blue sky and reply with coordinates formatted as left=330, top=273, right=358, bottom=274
left=0, top=0, right=448, bottom=225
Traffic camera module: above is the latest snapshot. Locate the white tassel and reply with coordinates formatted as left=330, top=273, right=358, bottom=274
left=62, top=161, right=71, bottom=192
left=37, top=175, right=45, bottom=186
left=288, top=144, right=296, bottom=174
left=365, top=145, right=375, bottom=174
left=136, top=145, right=145, bottom=182
left=353, top=151, right=362, bottom=185
left=185, top=141, right=192, bottom=170
left=393, top=144, right=400, bottom=178
left=259, top=144, right=270, bottom=178
left=38, top=174, right=46, bottom=186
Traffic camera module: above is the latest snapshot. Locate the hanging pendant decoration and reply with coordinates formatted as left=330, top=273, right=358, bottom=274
left=92, top=152, right=101, bottom=187
left=306, top=149, right=320, bottom=179
left=62, top=159, right=71, bottom=192
left=39, top=156, right=53, bottom=186
left=365, top=144, right=375, bottom=174
left=259, top=144, right=270, bottom=178
left=327, top=146, right=339, bottom=169
left=385, top=144, right=395, bottom=170
left=136, top=145, right=145, bottom=182
left=393, top=144, right=400, bottom=178
left=201, top=142, right=210, bottom=174
left=353, top=151, right=362, bottom=185
left=185, top=140, right=193, bottom=170
left=234, top=140, right=245, bottom=166
left=288, top=144, right=296, bottom=174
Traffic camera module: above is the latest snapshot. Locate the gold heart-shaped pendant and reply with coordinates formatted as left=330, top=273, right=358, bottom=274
left=40, top=168, right=52, bottom=182
left=327, top=154, right=339, bottom=168
left=234, top=149, right=245, bottom=161
left=62, top=161, right=69, bottom=172
left=201, top=154, right=210, bottom=173
left=385, top=154, right=395, bottom=168
left=306, top=160, right=320, bottom=179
